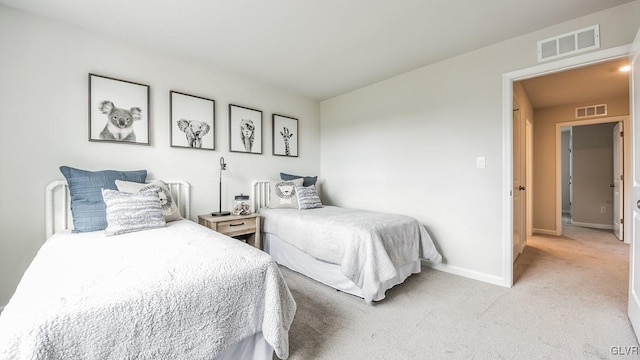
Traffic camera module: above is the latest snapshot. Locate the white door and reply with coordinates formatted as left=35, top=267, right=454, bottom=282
left=628, top=27, right=640, bottom=340
left=513, top=99, right=525, bottom=262
left=613, top=122, right=623, bottom=241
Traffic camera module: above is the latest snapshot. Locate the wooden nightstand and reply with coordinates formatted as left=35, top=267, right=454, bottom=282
left=198, top=213, right=262, bottom=249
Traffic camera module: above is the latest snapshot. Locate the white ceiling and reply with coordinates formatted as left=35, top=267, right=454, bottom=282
left=0, top=0, right=634, bottom=100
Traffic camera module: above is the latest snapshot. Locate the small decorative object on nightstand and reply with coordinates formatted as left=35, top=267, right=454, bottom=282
left=198, top=213, right=261, bottom=249
left=233, top=193, right=251, bottom=215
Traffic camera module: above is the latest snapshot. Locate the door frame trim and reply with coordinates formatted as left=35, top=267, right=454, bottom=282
left=526, top=117, right=534, bottom=239
left=502, top=44, right=631, bottom=287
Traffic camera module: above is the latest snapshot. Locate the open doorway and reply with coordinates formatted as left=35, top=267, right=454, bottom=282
left=560, top=121, right=624, bottom=241
left=505, top=52, right=631, bottom=287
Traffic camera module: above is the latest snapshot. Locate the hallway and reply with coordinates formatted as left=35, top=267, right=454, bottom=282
left=513, top=224, right=634, bottom=357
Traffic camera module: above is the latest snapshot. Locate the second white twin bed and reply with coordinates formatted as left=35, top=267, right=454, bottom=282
left=252, top=179, right=442, bottom=303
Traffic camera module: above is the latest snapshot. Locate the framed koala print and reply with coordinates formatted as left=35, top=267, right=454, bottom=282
left=170, top=91, right=215, bottom=150
left=88, top=73, right=150, bottom=145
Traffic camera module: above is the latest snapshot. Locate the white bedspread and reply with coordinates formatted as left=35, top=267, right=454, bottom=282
left=259, top=206, right=442, bottom=303
left=0, top=220, right=296, bottom=360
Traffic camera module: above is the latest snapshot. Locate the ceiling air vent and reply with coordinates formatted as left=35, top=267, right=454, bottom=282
left=538, top=25, right=600, bottom=62
left=575, top=104, right=607, bottom=119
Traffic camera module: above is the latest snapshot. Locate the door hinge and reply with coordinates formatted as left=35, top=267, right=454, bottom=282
left=621, top=218, right=624, bottom=225
left=620, top=131, right=624, bottom=137
left=621, top=174, right=624, bottom=180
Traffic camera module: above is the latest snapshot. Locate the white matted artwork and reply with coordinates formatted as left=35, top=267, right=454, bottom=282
left=272, top=114, right=298, bottom=157
left=170, top=91, right=215, bottom=150
left=88, top=73, right=149, bottom=145
left=229, top=104, right=262, bottom=154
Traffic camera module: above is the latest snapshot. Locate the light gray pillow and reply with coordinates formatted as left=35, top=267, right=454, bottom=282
left=102, top=188, right=166, bottom=236
left=115, top=179, right=182, bottom=222
left=269, top=178, right=304, bottom=209
left=295, top=185, right=323, bottom=210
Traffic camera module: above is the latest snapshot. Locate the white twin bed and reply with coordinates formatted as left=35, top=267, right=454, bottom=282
left=251, top=180, right=442, bottom=303
left=0, top=180, right=296, bottom=360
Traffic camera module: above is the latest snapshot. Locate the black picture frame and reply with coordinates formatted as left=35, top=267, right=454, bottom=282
left=272, top=114, right=298, bottom=157
left=88, top=73, right=150, bottom=145
left=170, top=91, right=216, bottom=150
left=229, top=104, right=262, bottom=154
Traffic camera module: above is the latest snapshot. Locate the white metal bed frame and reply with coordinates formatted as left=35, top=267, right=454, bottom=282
left=250, top=179, right=321, bottom=211
left=251, top=180, right=271, bottom=212
left=45, top=179, right=191, bottom=239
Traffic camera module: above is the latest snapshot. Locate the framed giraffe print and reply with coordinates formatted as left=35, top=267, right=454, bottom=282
left=272, top=114, right=298, bottom=157
left=229, top=104, right=262, bottom=154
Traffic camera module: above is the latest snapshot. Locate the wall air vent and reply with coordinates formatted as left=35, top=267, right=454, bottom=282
left=575, top=104, right=607, bottom=119
left=538, top=25, right=600, bottom=62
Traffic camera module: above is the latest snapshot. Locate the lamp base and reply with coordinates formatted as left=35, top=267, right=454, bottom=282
left=211, top=211, right=231, bottom=217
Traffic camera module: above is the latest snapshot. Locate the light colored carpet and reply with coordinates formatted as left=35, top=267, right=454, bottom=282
left=280, top=225, right=638, bottom=359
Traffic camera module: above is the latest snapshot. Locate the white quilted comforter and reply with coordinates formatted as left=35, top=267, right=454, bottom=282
left=259, top=206, right=442, bottom=303
left=0, top=220, right=296, bottom=360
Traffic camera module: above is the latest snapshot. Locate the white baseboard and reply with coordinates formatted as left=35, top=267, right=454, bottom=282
left=422, top=260, right=507, bottom=287
left=533, top=228, right=557, bottom=236
left=571, top=221, right=614, bottom=230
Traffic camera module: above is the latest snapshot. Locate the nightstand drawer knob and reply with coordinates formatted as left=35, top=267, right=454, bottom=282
left=229, top=222, right=245, bottom=227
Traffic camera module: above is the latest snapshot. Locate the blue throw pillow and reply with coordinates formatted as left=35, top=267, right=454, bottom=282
left=59, top=166, right=147, bottom=233
left=280, top=172, right=317, bottom=187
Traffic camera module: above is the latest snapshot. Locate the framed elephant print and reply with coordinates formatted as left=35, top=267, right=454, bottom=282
left=272, top=114, right=298, bottom=157
left=89, top=73, right=150, bottom=145
left=170, top=91, right=215, bottom=150
left=229, top=104, right=262, bottom=154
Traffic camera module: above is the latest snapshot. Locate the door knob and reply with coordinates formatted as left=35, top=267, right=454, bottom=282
left=519, top=186, right=526, bottom=191
left=637, top=200, right=640, bottom=209
left=609, top=184, right=615, bottom=188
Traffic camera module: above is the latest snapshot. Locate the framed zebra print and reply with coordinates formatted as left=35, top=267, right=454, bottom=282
left=272, top=114, right=298, bottom=157
left=229, top=104, right=262, bottom=154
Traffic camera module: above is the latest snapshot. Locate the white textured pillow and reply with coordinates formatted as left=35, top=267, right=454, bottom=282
left=269, top=178, right=304, bottom=209
left=102, top=188, right=166, bottom=236
left=295, top=185, right=322, bottom=210
left=115, top=179, right=182, bottom=222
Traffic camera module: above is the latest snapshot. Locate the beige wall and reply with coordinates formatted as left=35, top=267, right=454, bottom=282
left=320, top=1, right=640, bottom=284
left=572, top=123, right=616, bottom=226
left=532, top=96, right=629, bottom=232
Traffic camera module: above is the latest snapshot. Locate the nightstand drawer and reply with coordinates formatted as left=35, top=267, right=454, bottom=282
left=198, top=213, right=262, bottom=250
left=216, top=218, right=256, bottom=237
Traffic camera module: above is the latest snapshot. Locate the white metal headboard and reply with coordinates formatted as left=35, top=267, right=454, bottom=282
left=251, top=180, right=271, bottom=212
left=250, top=179, right=321, bottom=212
left=45, top=180, right=191, bottom=239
